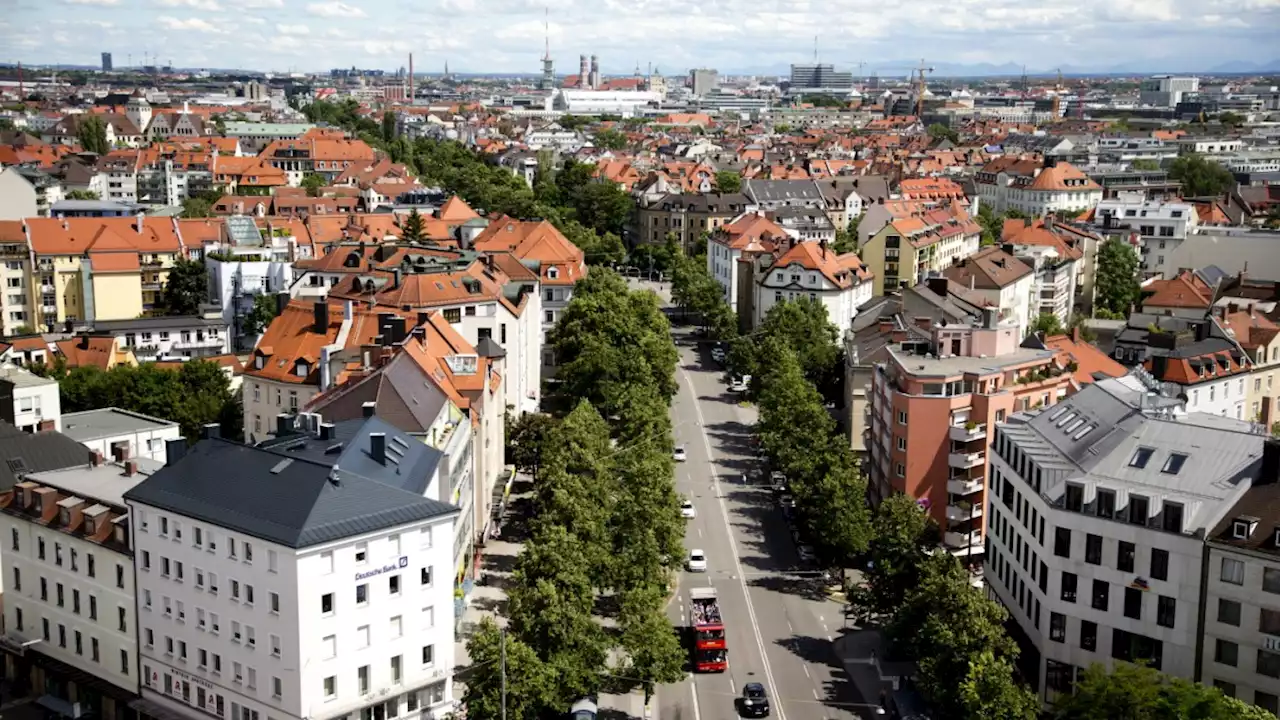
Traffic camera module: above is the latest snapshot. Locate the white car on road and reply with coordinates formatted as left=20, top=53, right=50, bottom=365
left=673, top=445, right=687, bottom=462
left=729, top=375, right=750, bottom=393
left=680, top=499, right=697, bottom=519
left=687, top=549, right=708, bottom=572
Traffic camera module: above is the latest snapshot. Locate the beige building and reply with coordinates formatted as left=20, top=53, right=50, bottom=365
left=1216, top=305, right=1280, bottom=426
left=634, top=193, right=754, bottom=250
left=861, top=202, right=982, bottom=295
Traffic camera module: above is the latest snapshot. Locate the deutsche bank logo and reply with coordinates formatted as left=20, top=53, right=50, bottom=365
left=398, top=556, right=409, bottom=568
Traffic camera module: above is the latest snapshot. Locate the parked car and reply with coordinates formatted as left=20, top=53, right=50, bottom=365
left=797, top=545, right=817, bottom=564
left=687, top=549, right=708, bottom=572
left=739, top=682, right=771, bottom=717
left=729, top=376, right=750, bottom=393
left=711, top=345, right=727, bottom=363
left=568, top=696, right=598, bottom=720
left=673, top=445, right=687, bottom=462
left=681, top=499, right=697, bottom=519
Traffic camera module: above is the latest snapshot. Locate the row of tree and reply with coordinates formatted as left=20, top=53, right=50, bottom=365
left=30, top=358, right=242, bottom=441
left=466, top=270, right=685, bottom=717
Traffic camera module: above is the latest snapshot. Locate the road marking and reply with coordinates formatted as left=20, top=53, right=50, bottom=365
left=697, top=527, right=703, bottom=538
left=812, top=689, right=820, bottom=700
left=802, top=665, right=810, bottom=678
left=787, top=620, right=793, bottom=632
left=690, top=678, right=702, bottom=720
left=681, top=367, right=787, bottom=720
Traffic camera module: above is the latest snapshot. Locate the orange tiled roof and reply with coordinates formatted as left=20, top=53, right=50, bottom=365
left=771, top=240, right=872, bottom=289
left=714, top=213, right=788, bottom=252
left=1142, top=270, right=1214, bottom=310
left=472, top=217, right=585, bottom=287
left=1044, top=332, right=1127, bottom=386
left=247, top=299, right=383, bottom=385
left=54, top=335, right=125, bottom=370
left=26, top=217, right=181, bottom=257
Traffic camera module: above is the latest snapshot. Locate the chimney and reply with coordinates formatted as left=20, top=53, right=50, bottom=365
left=362, top=401, right=376, bottom=418
left=1071, top=325, right=1080, bottom=344
left=392, top=267, right=401, bottom=288
left=878, top=319, right=894, bottom=334
left=165, top=438, right=187, bottom=467
left=914, top=316, right=932, bottom=331
left=37, top=419, right=54, bottom=432
left=926, top=276, right=948, bottom=297
left=1195, top=320, right=1211, bottom=342
left=313, top=300, right=329, bottom=334
left=201, top=423, right=221, bottom=440
left=369, top=432, right=387, bottom=465
left=135, top=211, right=144, bottom=235
left=982, top=307, right=998, bottom=329
left=275, top=292, right=290, bottom=316
left=319, top=422, right=336, bottom=441
left=112, top=443, right=130, bottom=463
left=90, top=450, right=105, bottom=467
left=275, top=413, right=293, bottom=437
left=1260, top=436, right=1280, bottom=487
left=124, top=459, right=140, bottom=477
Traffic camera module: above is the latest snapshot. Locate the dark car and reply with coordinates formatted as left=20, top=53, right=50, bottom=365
left=739, top=682, right=770, bottom=717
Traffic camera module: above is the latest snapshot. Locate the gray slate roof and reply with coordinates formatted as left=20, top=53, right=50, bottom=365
left=124, top=435, right=456, bottom=549
left=258, top=416, right=445, bottom=496
left=0, top=422, right=93, bottom=492
left=61, top=408, right=176, bottom=442
left=744, top=179, right=824, bottom=206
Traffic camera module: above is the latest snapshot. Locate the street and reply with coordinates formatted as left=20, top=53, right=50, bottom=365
left=660, top=323, right=867, bottom=720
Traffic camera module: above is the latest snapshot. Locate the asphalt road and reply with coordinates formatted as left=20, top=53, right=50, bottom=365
left=660, top=324, right=867, bottom=720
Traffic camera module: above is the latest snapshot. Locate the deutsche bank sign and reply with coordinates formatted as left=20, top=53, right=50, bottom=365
left=356, top=556, right=409, bottom=581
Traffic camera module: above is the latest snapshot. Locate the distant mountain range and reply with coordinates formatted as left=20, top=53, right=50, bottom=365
left=727, top=59, right=1280, bottom=78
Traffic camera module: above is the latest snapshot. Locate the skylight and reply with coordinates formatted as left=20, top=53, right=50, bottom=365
left=1130, top=447, right=1155, bottom=469
left=1048, top=407, right=1070, bottom=422
left=1064, top=418, right=1085, bottom=434
left=1162, top=453, right=1189, bottom=475
left=1055, top=411, right=1078, bottom=428
left=1072, top=425, right=1094, bottom=441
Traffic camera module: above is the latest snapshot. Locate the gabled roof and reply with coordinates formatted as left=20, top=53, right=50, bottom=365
left=1143, top=269, right=1214, bottom=310
left=124, top=436, right=457, bottom=550
left=768, top=240, right=873, bottom=289
left=436, top=196, right=480, bottom=223
left=942, top=246, right=1032, bottom=290
left=0, top=421, right=93, bottom=493
left=472, top=218, right=584, bottom=287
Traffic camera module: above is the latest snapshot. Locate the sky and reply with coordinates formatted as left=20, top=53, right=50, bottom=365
left=4, top=0, right=1279, bottom=75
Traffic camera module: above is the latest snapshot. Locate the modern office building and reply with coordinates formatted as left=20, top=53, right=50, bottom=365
left=985, top=372, right=1270, bottom=706
left=102, top=53, right=113, bottom=72
left=788, top=64, right=854, bottom=92
left=1139, top=75, right=1200, bottom=108
left=689, top=68, right=719, bottom=97
left=125, top=427, right=460, bottom=720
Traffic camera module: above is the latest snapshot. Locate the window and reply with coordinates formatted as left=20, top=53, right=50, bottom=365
left=323, top=676, right=336, bottom=698
left=356, top=584, right=368, bottom=605
left=1061, top=572, right=1077, bottom=603
left=421, top=644, right=434, bottom=666
left=1162, top=453, right=1188, bottom=474
left=1150, top=548, right=1169, bottom=582
left=390, top=615, right=403, bottom=639
left=270, top=634, right=281, bottom=658
left=1092, top=579, right=1109, bottom=611
left=1054, top=527, right=1071, bottom=558
left=357, top=665, right=370, bottom=694
left=1257, top=692, right=1279, bottom=716
left=322, top=635, right=336, bottom=659
left=1264, top=568, right=1280, bottom=595
left=1130, top=447, right=1154, bottom=468
left=1215, top=639, right=1238, bottom=666
left=1156, top=596, right=1175, bottom=628
left=273, top=677, right=282, bottom=699
left=1128, top=496, right=1149, bottom=525
left=270, top=592, right=280, bottom=614
left=1085, top=534, right=1102, bottom=565
left=1218, top=598, right=1242, bottom=626
left=1124, top=587, right=1142, bottom=619
left=421, top=566, right=433, bottom=587
left=321, top=593, right=334, bottom=614
left=1096, top=489, right=1116, bottom=519
left=1221, top=557, right=1245, bottom=585
left=1260, top=650, right=1280, bottom=679
left=1050, top=612, right=1066, bottom=642
left=391, top=655, right=403, bottom=684
left=355, top=543, right=368, bottom=563
left=1080, top=620, right=1097, bottom=651
left=1064, top=483, right=1084, bottom=512
left=1118, top=541, right=1135, bottom=573
left=357, top=625, right=370, bottom=649
left=11, top=567, right=18, bottom=592
left=389, top=575, right=401, bottom=595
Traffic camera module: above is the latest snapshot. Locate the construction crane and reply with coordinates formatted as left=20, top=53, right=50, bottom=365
left=1051, top=67, right=1064, bottom=120
left=913, top=59, right=934, bottom=118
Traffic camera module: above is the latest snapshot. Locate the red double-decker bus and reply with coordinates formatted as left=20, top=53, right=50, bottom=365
left=688, top=587, right=727, bottom=672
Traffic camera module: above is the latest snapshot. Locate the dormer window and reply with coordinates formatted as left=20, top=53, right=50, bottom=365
left=1233, top=518, right=1256, bottom=540
left=296, top=361, right=310, bottom=378
left=255, top=356, right=265, bottom=370
left=547, top=267, right=559, bottom=280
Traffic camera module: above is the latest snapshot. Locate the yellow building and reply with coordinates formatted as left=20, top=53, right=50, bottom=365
left=1220, top=306, right=1280, bottom=426
left=861, top=205, right=983, bottom=295
left=23, top=216, right=184, bottom=326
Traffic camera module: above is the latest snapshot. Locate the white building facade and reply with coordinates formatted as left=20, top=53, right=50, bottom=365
left=1093, top=195, right=1199, bottom=279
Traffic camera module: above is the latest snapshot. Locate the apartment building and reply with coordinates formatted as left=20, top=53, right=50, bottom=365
left=1202, top=458, right=1280, bottom=715
left=862, top=201, right=982, bottom=295
left=1111, top=313, right=1253, bottom=419
left=124, top=429, right=460, bottom=720
left=942, top=247, right=1035, bottom=337
left=222, top=123, right=317, bottom=155
left=0, top=363, right=61, bottom=432
left=975, top=157, right=1103, bottom=217
left=634, top=193, right=753, bottom=248
left=1093, top=194, right=1199, bottom=279
left=985, top=374, right=1267, bottom=707
left=90, top=314, right=231, bottom=362
left=0, top=455, right=148, bottom=720
left=866, top=307, right=1075, bottom=559
left=0, top=228, right=36, bottom=336
left=1215, top=304, right=1280, bottom=424
left=752, top=238, right=874, bottom=338
left=706, top=213, right=789, bottom=316
left=1001, top=219, right=1086, bottom=326
left=260, top=129, right=378, bottom=187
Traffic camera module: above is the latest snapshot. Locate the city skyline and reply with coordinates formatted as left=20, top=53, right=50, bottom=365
left=5, top=0, right=1279, bottom=76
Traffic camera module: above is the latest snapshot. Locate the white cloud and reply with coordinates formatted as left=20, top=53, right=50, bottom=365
left=158, top=15, right=227, bottom=33
left=226, top=0, right=283, bottom=6
left=307, top=1, right=367, bottom=17
left=155, top=0, right=222, bottom=9
left=276, top=23, right=311, bottom=34
left=62, top=0, right=120, bottom=5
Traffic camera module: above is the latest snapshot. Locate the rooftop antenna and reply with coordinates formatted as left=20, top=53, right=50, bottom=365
left=813, top=35, right=819, bottom=63
left=542, top=6, right=550, bottom=62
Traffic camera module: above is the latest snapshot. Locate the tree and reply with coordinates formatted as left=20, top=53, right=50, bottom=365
left=1169, top=153, right=1235, bottom=197
left=847, top=493, right=934, bottom=622
left=714, top=170, right=742, bottom=193
left=1130, top=158, right=1161, bottom=171
left=833, top=214, right=860, bottom=254
left=381, top=110, right=397, bottom=144
left=592, top=127, right=627, bottom=151
left=1053, top=662, right=1277, bottom=720
left=1031, top=312, right=1066, bottom=336
left=213, top=115, right=227, bottom=137
left=462, top=618, right=557, bottom=720
left=156, top=259, right=208, bottom=316
left=400, top=208, right=427, bottom=243
left=505, top=412, right=557, bottom=480
left=65, top=190, right=100, bottom=201
left=617, top=587, right=685, bottom=700
left=77, top=115, right=109, bottom=154
left=927, top=123, right=959, bottom=143
left=1094, top=239, right=1142, bottom=316
left=241, top=293, right=279, bottom=336
left=1217, top=111, right=1246, bottom=128
left=958, top=650, right=1039, bottom=720
left=181, top=197, right=214, bottom=219
left=12, top=324, right=36, bottom=337
left=300, top=173, right=326, bottom=198
left=756, top=298, right=840, bottom=384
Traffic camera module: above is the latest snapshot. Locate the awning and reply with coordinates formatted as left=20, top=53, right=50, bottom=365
left=129, top=698, right=195, bottom=720
left=37, top=695, right=82, bottom=718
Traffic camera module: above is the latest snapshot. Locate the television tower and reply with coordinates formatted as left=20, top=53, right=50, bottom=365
left=539, top=7, right=555, bottom=90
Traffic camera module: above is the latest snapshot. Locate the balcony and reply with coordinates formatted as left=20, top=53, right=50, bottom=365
left=947, top=476, right=984, bottom=495
left=41, top=305, right=57, bottom=316
left=172, top=337, right=222, bottom=350
left=946, top=502, right=984, bottom=523
left=949, top=423, right=987, bottom=443
left=948, top=451, right=984, bottom=469
left=944, top=530, right=983, bottom=551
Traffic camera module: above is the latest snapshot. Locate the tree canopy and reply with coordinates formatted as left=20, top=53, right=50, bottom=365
left=300, top=173, right=326, bottom=197
left=592, top=127, right=627, bottom=151
left=78, top=115, right=109, bottom=154
left=1053, top=662, right=1277, bottom=720
left=1169, top=153, right=1235, bottom=198
left=156, top=258, right=208, bottom=316
left=1031, top=312, right=1066, bottom=337
left=714, top=170, right=742, bottom=193
left=927, top=123, right=960, bottom=144
left=1094, top=239, right=1142, bottom=316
